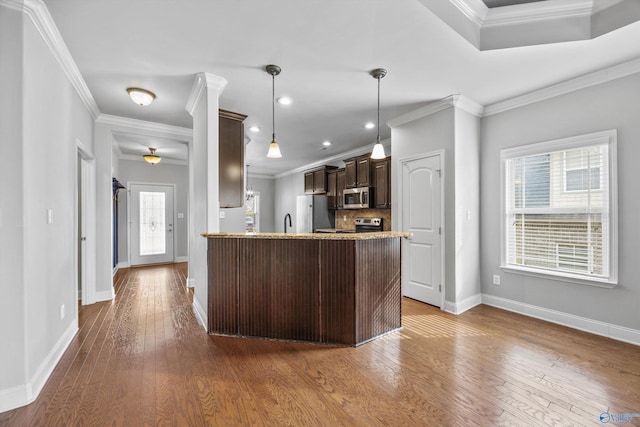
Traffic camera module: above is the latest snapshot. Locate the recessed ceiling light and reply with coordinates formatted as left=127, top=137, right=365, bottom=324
left=277, top=96, right=292, bottom=105
left=249, top=126, right=261, bottom=132
left=364, top=122, right=375, bottom=129
left=322, top=141, right=331, bottom=147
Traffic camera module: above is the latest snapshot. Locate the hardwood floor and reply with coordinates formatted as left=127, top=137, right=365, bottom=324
left=2, top=263, right=639, bottom=426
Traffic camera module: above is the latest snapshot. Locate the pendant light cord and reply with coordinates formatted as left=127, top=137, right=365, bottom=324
left=272, top=73, right=276, bottom=142
left=377, top=76, right=381, bottom=144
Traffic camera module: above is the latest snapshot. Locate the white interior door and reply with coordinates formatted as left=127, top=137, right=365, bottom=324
left=130, top=184, right=175, bottom=266
left=401, top=154, right=442, bottom=306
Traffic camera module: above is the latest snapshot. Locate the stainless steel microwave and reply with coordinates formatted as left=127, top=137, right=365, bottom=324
left=343, top=187, right=371, bottom=209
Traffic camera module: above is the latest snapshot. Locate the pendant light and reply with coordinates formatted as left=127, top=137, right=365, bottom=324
left=370, top=68, right=387, bottom=159
left=143, top=147, right=161, bottom=164
left=265, top=65, right=283, bottom=158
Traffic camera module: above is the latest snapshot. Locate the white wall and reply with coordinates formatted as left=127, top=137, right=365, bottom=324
left=389, top=101, right=481, bottom=308
left=454, top=108, right=481, bottom=303
left=480, top=72, right=640, bottom=331
left=116, top=159, right=189, bottom=263
left=250, top=177, right=275, bottom=232
left=274, top=172, right=305, bottom=232
left=0, top=5, right=27, bottom=399
left=391, top=107, right=457, bottom=302
left=0, top=5, right=95, bottom=411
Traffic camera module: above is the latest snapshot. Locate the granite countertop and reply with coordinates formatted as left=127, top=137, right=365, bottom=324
left=314, top=228, right=356, bottom=233
left=202, top=231, right=411, bottom=240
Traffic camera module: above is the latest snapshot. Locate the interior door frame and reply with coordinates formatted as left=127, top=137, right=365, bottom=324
left=127, top=181, right=177, bottom=266
left=397, top=150, right=446, bottom=309
left=76, top=141, right=96, bottom=306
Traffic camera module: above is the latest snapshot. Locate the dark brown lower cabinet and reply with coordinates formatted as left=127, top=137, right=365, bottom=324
left=207, top=235, right=401, bottom=346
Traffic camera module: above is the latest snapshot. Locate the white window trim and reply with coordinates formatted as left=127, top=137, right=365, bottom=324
left=499, top=129, right=618, bottom=288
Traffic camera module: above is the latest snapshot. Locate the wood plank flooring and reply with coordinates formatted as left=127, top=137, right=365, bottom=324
left=1, top=263, right=639, bottom=426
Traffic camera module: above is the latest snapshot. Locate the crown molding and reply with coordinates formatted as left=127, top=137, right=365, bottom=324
left=96, top=114, right=193, bottom=139
left=482, top=0, right=592, bottom=28
left=248, top=173, right=275, bottom=180
left=273, top=139, right=391, bottom=179
left=484, top=56, right=640, bottom=116
left=388, top=95, right=483, bottom=128
left=1, top=0, right=102, bottom=119
left=185, top=72, right=228, bottom=116
left=449, top=0, right=486, bottom=26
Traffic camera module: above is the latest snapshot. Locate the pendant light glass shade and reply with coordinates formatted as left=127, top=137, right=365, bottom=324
left=371, top=141, right=386, bottom=159
left=369, top=68, right=387, bottom=160
left=265, top=65, right=283, bottom=158
left=143, top=147, right=161, bottom=164
left=267, top=141, right=282, bottom=158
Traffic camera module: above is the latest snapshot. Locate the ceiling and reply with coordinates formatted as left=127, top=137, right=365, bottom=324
left=42, top=0, right=640, bottom=176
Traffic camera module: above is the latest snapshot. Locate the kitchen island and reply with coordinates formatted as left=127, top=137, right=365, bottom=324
left=203, top=231, right=409, bottom=346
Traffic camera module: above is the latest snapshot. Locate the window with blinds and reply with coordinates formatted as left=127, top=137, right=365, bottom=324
left=501, top=130, right=617, bottom=286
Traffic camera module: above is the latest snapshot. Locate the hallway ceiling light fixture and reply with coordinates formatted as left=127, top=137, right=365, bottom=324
left=369, top=68, right=387, bottom=159
left=265, top=64, right=283, bottom=158
left=127, top=87, right=156, bottom=106
left=143, top=147, right=162, bottom=164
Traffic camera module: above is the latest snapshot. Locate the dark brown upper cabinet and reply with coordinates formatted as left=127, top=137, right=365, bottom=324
left=304, top=165, right=338, bottom=195
left=373, top=157, right=391, bottom=209
left=327, top=168, right=346, bottom=210
left=336, top=169, right=346, bottom=209
left=219, top=109, right=247, bottom=208
left=344, top=154, right=372, bottom=188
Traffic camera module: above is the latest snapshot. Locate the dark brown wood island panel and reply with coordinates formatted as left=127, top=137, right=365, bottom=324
left=205, top=233, right=406, bottom=346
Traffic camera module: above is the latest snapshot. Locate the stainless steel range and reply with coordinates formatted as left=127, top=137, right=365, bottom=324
left=354, top=217, right=383, bottom=233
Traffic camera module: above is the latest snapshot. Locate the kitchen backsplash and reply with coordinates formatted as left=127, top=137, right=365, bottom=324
left=335, top=209, right=392, bottom=231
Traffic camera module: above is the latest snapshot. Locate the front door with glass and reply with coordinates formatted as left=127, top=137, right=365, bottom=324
left=130, top=183, right=175, bottom=266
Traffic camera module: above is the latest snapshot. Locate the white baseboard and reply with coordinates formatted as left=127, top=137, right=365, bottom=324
left=186, top=277, right=195, bottom=288
left=175, top=256, right=188, bottom=263
left=0, top=319, right=78, bottom=413
left=192, top=294, right=207, bottom=331
left=118, top=261, right=130, bottom=269
left=94, top=286, right=115, bottom=302
left=444, top=293, right=482, bottom=315
left=482, top=294, right=640, bottom=347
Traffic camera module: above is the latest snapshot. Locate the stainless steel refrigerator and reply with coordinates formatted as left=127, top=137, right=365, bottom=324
left=296, top=195, right=335, bottom=233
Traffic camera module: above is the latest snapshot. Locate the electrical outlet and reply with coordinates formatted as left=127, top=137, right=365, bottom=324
left=219, top=211, right=225, bottom=219
left=492, top=274, right=501, bottom=285
left=60, top=304, right=65, bottom=319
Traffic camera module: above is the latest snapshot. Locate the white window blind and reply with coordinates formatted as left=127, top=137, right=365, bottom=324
left=501, top=131, right=617, bottom=286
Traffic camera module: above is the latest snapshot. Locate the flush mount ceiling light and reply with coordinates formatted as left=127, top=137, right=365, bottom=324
left=143, top=147, right=161, bottom=164
left=369, top=68, right=387, bottom=160
left=322, top=140, right=332, bottom=147
left=265, top=64, right=283, bottom=158
left=276, top=96, right=292, bottom=105
left=127, top=87, right=156, bottom=106
left=364, top=122, right=375, bottom=129
left=249, top=126, right=261, bottom=133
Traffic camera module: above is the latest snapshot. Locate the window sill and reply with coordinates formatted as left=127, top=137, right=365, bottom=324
left=499, top=265, right=618, bottom=289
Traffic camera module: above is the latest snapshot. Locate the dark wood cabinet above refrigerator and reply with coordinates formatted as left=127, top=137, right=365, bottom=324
left=304, top=165, right=338, bottom=195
